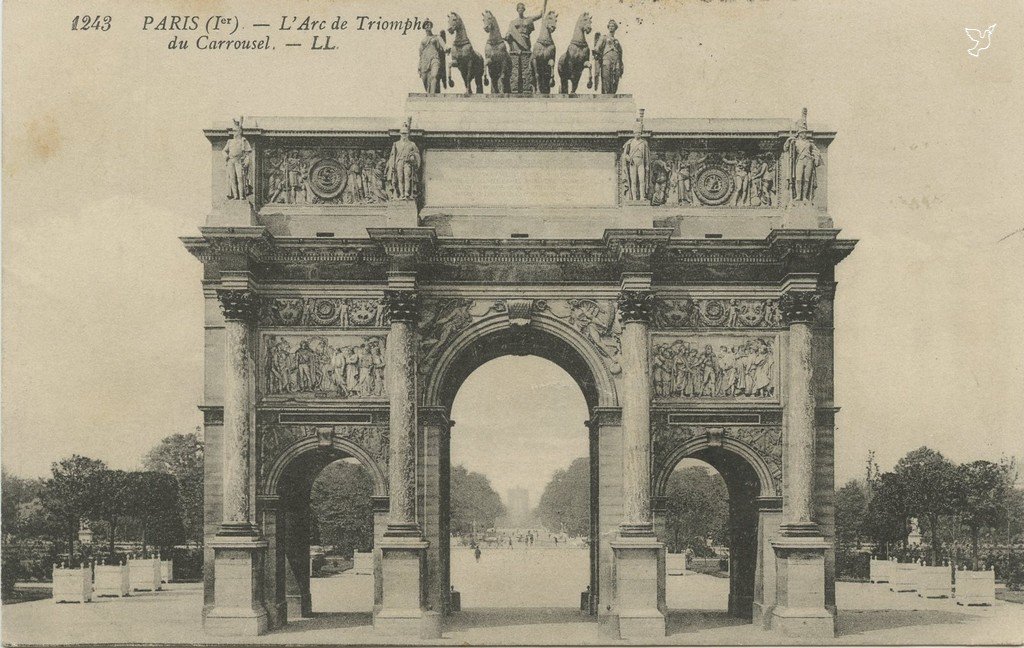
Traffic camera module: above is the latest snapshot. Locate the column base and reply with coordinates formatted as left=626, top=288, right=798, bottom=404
left=204, top=535, right=270, bottom=637
left=769, top=536, right=834, bottom=639
left=374, top=536, right=440, bottom=639
left=611, top=536, right=666, bottom=640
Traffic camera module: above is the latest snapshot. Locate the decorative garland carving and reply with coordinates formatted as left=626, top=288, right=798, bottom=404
left=257, top=422, right=389, bottom=488
left=652, top=422, right=782, bottom=495
left=257, top=297, right=389, bottom=328
left=651, top=297, right=783, bottom=329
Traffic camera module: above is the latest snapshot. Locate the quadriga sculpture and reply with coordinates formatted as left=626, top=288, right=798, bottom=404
left=557, top=12, right=593, bottom=94
left=446, top=12, right=486, bottom=94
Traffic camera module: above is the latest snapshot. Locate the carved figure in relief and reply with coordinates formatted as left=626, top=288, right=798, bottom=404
left=482, top=11, right=512, bottom=94
left=419, top=299, right=475, bottom=369
left=263, top=335, right=387, bottom=399
left=622, top=111, right=650, bottom=201
left=446, top=12, right=485, bottom=94
left=531, top=6, right=558, bottom=95
left=224, top=117, right=253, bottom=200
left=557, top=12, right=592, bottom=94
left=419, top=19, right=449, bottom=94
left=387, top=118, right=421, bottom=201
left=654, top=337, right=776, bottom=399
left=593, top=20, right=623, bottom=94
left=506, top=2, right=543, bottom=93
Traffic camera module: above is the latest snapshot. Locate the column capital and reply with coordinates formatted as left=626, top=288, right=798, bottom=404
left=217, top=289, right=257, bottom=323
left=779, top=290, right=820, bottom=325
left=617, top=289, right=655, bottom=324
left=382, top=290, right=419, bottom=323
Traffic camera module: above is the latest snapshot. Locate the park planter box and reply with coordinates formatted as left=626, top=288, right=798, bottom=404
left=160, top=559, right=173, bottom=583
left=52, top=565, right=91, bottom=603
left=94, top=563, right=130, bottom=597
left=869, top=558, right=894, bottom=583
left=128, top=557, right=162, bottom=592
left=914, top=565, right=952, bottom=598
left=352, top=552, right=373, bottom=575
left=889, top=562, right=918, bottom=593
left=666, top=553, right=688, bottom=576
left=955, top=568, right=995, bottom=605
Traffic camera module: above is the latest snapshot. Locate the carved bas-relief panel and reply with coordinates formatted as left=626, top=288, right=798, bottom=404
left=651, top=334, right=779, bottom=401
left=652, top=422, right=783, bottom=496
left=262, top=147, right=394, bottom=206
left=260, top=333, right=388, bottom=401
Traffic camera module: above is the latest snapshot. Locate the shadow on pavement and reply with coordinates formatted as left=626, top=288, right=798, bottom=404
left=837, top=609, right=974, bottom=636
left=446, top=607, right=596, bottom=630
left=666, top=609, right=751, bottom=636
left=268, top=612, right=373, bottom=635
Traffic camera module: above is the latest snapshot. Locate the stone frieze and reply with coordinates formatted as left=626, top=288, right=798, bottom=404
left=261, top=333, right=387, bottom=400
left=262, top=147, right=392, bottom=206
left=258, top=297, right=388, bottom=328
left=651, top=297, right=783, bottom=329
left=651, top=334, right=779, bottom=401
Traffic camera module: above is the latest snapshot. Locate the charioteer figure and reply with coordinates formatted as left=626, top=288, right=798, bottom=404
left=418, top=19, right=448, bottom=94
left=506, top=1, right=546, bottom=93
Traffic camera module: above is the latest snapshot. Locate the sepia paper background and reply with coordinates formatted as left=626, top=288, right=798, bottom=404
left=2, top=0, right=1022, bottom=497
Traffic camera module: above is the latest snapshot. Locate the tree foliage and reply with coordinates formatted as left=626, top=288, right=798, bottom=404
left=143, top=433, right=204, bottom=544
left=534, top=457, right=589, bottom=537
left=955, top=460, right=1010, bottom=568
left=663, top=466, right=728, bottom=554
left=309, top=460, right=374, bottom=557
left=124, top=471, right=185, bottom=552
left=892, top=447, right=958, bottom=563
left=450, top=464, right=507, bottom=535
left=40, top=455, right=107, bottom=556
left=835, top=479, right=869, bottom=548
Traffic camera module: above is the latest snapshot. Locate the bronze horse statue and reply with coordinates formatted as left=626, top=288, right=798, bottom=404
left=482, top=10, right=512, bottom=94
left=531, top=10, right=558, bottom=95
left=447, top=12, right=485, bottom=94
left=557, top=12, right=593, bottom=94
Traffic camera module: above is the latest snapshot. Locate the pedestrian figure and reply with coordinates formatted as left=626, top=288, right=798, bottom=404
left=474, top=546, right=481, bottom=562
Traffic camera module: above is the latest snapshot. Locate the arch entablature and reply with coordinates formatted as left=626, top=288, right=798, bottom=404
left=652, top=423, right=782, bottom=498
left=421, top=304, right=620, bottom=411
left=258, top=425, right=389, bottom=498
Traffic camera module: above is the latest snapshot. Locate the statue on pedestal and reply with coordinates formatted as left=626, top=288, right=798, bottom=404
left=387, top=118, right=421, bottom=201
left=446, top=12, right=485, bottom=94
left=622, top=110, right=650, bottom=202
left=783, top=108, right=823, bottom=203
left=418, top=19, right=448, bottom=94
left=593, top=20, right=623, bottom=94
left=506, top=2, right=544, bottom=93
left=223, top=117, right=253, bottom=200
left=482, top=10, right=512, bottom=94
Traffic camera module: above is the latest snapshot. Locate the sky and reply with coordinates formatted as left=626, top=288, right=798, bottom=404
left=2, top=0, right=1023, bottom=497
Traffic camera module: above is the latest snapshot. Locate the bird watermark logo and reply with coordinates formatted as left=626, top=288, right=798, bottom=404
left=964, top=24, right=996, bottom=57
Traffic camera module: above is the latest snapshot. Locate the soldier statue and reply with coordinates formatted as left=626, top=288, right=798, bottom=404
left=223, top=117, right=253, bottom=200
left=783, top=109, right=823, bottom=203
left=593, top=19, right=624, bottom=94
left=387, top=118, right=421, bottom=200
left=621, top=110, right=651, bottom=202
left=418, top=19, right=448, bottom=94
left=506, top=1, right=546, bottom=93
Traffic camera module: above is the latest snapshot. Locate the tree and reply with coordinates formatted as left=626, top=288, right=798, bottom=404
left=143, top=432, right=204, bottom=545
left=450, top=465, right=506, bottom=535
left=893, top=447, right=959, bottom=564
left=534, top=458, right=589, bottom=537
left=863, top=471, right=909, bottom=556
left=309, top=461, right=374, bottom=558
left=835, top=479, right=869, bottom=548
left=1, top=470, right=43, bottom=539
left=88, top=470, right=134, bottom=553
left=955, top=460, right=1010, bottom=569
left=125, top=471, right=185, bottom=554
left=663, top=466, right=728, bottom=554
left=40, top=455, right=107, bottom=557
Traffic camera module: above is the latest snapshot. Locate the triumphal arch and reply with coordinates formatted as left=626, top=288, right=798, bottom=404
left=185, top=74, right=854, bottom=639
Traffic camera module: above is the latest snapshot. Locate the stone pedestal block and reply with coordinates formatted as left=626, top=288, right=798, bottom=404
left=94, top=564, right=130, bottom=597
left=769, top=537, right=834, bottom=639
left=385, top=200, right=420, bottom=228
left=611, top=537, right=666, bottom=639
left=208, top=200, right=257, bottom=227
left=374, top=537, right=439, bottom=639
left=204, top=537, right=269, bottom=637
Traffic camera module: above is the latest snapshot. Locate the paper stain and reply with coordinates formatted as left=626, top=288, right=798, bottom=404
left=26, top=115, right=62, bottom=162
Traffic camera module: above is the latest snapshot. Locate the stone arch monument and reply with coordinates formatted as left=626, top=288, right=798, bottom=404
left=184, top=89, right=855, bottom=640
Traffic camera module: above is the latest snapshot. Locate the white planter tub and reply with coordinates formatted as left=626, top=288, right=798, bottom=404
left=914, top=565, right=952, bottom=598
left=94, top=563, right=130, bottom=597
left=870, top=558, right=895, bottom=583
left=160, top=559, right=173, bottom=583
left=352, top=551, right=374, bottom=575
left=52, top=565, right=91, bottom=603
left=889, top=562, right=918, bottom=593
left=955, top=569, right=995, bottom=605
left=666, top=553, right=688, bottom=575
left=128, top=557, right=162, bottom=591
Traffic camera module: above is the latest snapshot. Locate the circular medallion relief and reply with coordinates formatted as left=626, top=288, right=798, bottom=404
left=308, top=158, right=347, bottom=199
left=694, top=166, right=734, bottom=206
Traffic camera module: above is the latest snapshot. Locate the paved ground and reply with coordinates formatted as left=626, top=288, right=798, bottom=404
left=4, top=547, right=1023, bottom=645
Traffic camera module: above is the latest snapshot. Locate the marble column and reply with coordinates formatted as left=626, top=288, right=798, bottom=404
left=610, top=287, right=665, bottom=639
left=204, top=289, right=269, bottom=637
left=770, top=289, right=833, bottom=638
left=374, top=289, right=439, bottom=639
